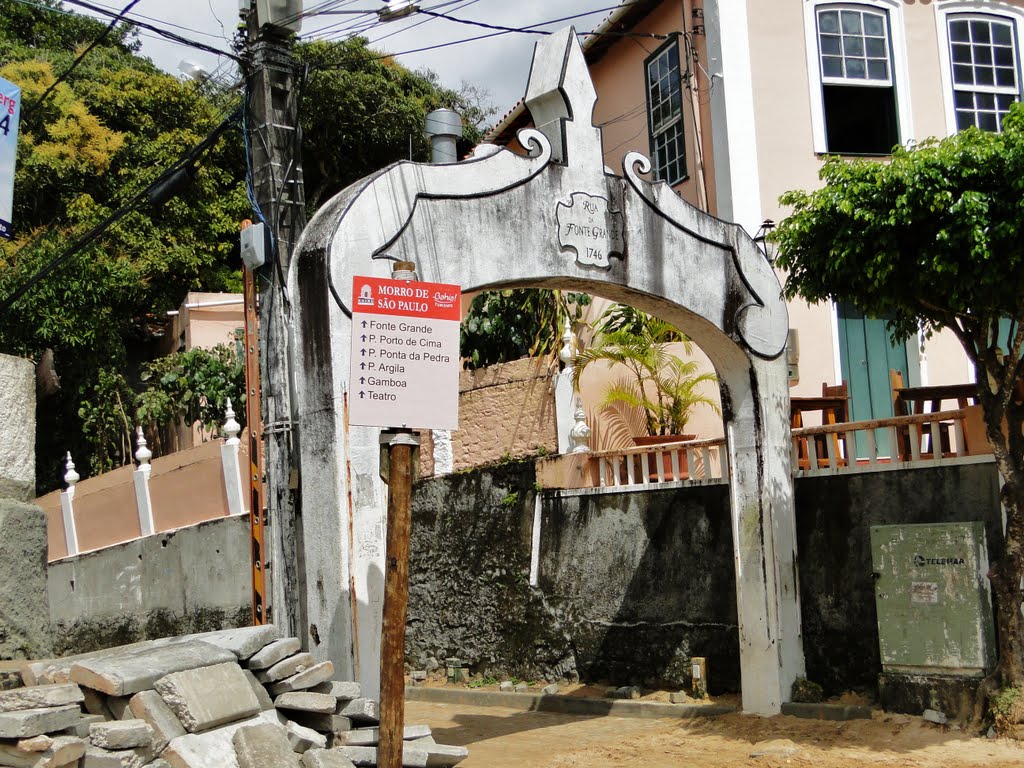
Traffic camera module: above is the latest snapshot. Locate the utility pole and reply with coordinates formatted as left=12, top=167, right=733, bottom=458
left=244, top=0, right=307, bottom=637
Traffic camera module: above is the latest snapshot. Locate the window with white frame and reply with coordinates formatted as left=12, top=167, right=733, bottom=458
left=814, top=4, right=900, bottom=153
left=947, top=14, right=1020, bottom=132
left=645, top=40, right=686, bottom=186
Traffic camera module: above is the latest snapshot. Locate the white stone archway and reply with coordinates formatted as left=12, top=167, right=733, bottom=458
left=289, top=28, right=803, bottom=715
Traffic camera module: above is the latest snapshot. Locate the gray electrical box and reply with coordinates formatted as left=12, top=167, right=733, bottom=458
left=870, top=522, right=995, bottom=675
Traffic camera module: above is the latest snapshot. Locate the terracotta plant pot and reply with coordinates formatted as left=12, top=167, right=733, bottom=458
left=632, top=434, right=696, bottom=480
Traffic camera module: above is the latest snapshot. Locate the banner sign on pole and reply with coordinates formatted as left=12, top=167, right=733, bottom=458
left=349, top=275, right=461, bottom=431
left=0, top=76, right=21, bottom=240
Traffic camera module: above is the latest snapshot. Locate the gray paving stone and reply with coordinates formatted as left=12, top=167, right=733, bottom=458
left=242, top=670, right=275, bottom=711
left=1, top=735, right=87, bottom=768
left=288, top=712, right=352, bottom=735
left=421, top=743, right=469, bottom=767
left=333, top=725, right=431, bottom=746
left=255, top=653, right=317, bottom=684
left=155, top=662, right=260, bottom=733
left=309, top=682, right=360, bottom=701
left=89, top=719, right=155, bottom=750
left=268, top=663, right=334, bottom=696
left=162, top=710, right=283, bottom=768
left=285, top=720, right=327, bottom=752
left=246, top=639, right=301, bottom=671
left=333, top=745, right=429, bottom=767
left=337, top=698, right=378, bottom=725
left=106, top=696, right=132, bottom=720
left=82, top=744, right=154, bottom=768
left=61, top=712, right=106, bottom=738
left=71, top=641, right=237, bottom=697
left=128, top=689, right=186, bottom=753
left=274, top=692, right=337, bottom=714
left=0, top=683, right=83, bottom=712
left=541, top=683, right=559, bottom=696
left=81, top=687, right=112, bottom=719
left=232, top=722, right=300, bottom=768
left=0, top=705, right=81, bottom=738
left=300, top=748, right=356, bottom=768
left=195, top=626, right=279, bottom=661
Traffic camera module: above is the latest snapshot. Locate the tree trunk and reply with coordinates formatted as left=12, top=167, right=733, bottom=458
left=979, top=381, right=1024, bottom=691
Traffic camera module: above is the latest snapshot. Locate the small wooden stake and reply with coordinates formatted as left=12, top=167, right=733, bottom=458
left=378, top=431, right=416, bottom=768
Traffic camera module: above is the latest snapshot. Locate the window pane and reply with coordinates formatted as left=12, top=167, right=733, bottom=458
left=975, top=46, right=993, bottom=66
left=865, top=37, right=886, bottom=58
left=819, top=10, right=839, bottom=33
left=996, top=67, right=1016, bottom=87
left=846, top=58, right=866, bottom=78
left=841, top=11, right=863, bottom=35
left=979, top=111, right=998, bottom=131
left=950, top=20, right=970, bottom=43
left=994, top=46, right=1014, bottom=66
left=956, top=110, right=976, bottom=130
left=993, top=23, right=1013, bottom=46
left=844, top=36, right=865, bottom=57
left=997, top=93, right=1016, bottom=111
left=954, top=90, right=974, bottom=108
left=864, top=13, right=884, bottom=37
left=867, top=60, right=888, bottom=80
left=821, top=34, right=842, bottom=55
left=822, top=56, right=843, bottom=78
left=977, top=66, right=995, bottom=86
left=951, top=43, right=972, bottom=64
left=977, top=92, right=995, bottom=110
left=971, top=20, right=992, bottom=44
left=953, top=64, right=975, bottom=85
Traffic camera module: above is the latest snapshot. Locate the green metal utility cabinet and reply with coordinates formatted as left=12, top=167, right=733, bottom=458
left=870, top=522, right=995, bottom=675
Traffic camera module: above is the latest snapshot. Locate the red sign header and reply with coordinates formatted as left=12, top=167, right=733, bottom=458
left=352, top=275, right=461, bottom=321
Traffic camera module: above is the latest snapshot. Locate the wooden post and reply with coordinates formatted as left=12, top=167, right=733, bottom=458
left=378, top=429, right=418, bottom=768
left=243, top=265, right=267, bottom=625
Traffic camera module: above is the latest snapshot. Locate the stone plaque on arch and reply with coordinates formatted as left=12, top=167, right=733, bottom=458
left=556, top=191, right=624, bottom=268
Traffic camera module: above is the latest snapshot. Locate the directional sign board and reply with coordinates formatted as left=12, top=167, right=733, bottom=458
left=349, top=275, right=461, bottom=430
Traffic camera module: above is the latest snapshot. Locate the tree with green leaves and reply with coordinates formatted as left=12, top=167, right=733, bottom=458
left=297, top=38, right=492, bottom=209
left=772, top=104, right=1024, bottom=719
left=0, top=2, right=494, bottom=490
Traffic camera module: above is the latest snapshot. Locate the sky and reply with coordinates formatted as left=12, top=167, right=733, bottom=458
left=76, top=0, right=631, bottom=120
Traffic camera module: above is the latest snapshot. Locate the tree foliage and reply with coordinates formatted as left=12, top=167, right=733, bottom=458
left=297, top=38, right=493, bottom=209
left=460, top=289, right=591, bottom=370
left=772, top=105, right=1024, bottom=703
left=572, top=306, right=718, bottom=437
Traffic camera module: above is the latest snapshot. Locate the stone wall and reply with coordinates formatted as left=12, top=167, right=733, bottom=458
left=48, top=513, right=252, bottom=655
left=0, top=353, right=51, bottom=660
left=408, top=460, right=1003, bottom=694
left=419, top=357, right=558, bottom=476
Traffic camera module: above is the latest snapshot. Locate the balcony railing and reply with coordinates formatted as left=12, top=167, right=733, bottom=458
left=542, top=407, right=991, bottom=493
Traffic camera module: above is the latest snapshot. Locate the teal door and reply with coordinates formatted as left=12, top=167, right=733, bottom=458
left=838, top=301, right=912, bottom=457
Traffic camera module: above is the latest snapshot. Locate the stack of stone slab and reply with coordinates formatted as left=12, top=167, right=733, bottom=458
left=1, top=626, right=467, bottom=768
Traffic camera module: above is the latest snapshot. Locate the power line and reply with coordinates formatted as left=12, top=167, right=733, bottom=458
left=61, top=0, right=242, bottom=62
left=0, top=107, right=241, bottom=318
left=24, top=0, right=143, bottom=118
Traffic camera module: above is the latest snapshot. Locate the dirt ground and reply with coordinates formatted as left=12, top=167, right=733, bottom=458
left=407, top=699, right=1024, bottom=767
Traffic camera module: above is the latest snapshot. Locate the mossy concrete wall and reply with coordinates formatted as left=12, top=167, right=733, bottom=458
left=408, top=460, right=1002, bottom=694
left=47, top=513, right=251, bottom=655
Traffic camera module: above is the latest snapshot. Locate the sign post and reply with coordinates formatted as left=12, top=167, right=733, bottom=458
left=350, top=267, right=460, bottom=768
left=0, top=76, right=21, bottom=240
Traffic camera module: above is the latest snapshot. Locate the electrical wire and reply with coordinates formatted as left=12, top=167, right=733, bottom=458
left=23, top=0, right=143, bottom=118
left=0, top=107, right=242, bottom=318
left=74, top=0, right=230, bottom=41
left=61, top=0, right=242, bottom=62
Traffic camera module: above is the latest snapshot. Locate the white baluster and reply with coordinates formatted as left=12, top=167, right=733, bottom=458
left=133, top=426, right=155, bottom=537
left=220, top=399, right=247, bottom=517
left=60, top=452, right=80, bottom=557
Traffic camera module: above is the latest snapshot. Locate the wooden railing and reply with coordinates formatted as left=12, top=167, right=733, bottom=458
left=592, top=437, right=728, bottom=488
left=791, top=408, right=974, bottom=476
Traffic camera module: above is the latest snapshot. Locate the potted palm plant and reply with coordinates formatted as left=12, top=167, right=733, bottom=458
left=571, top=304, right=720, bottom=447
